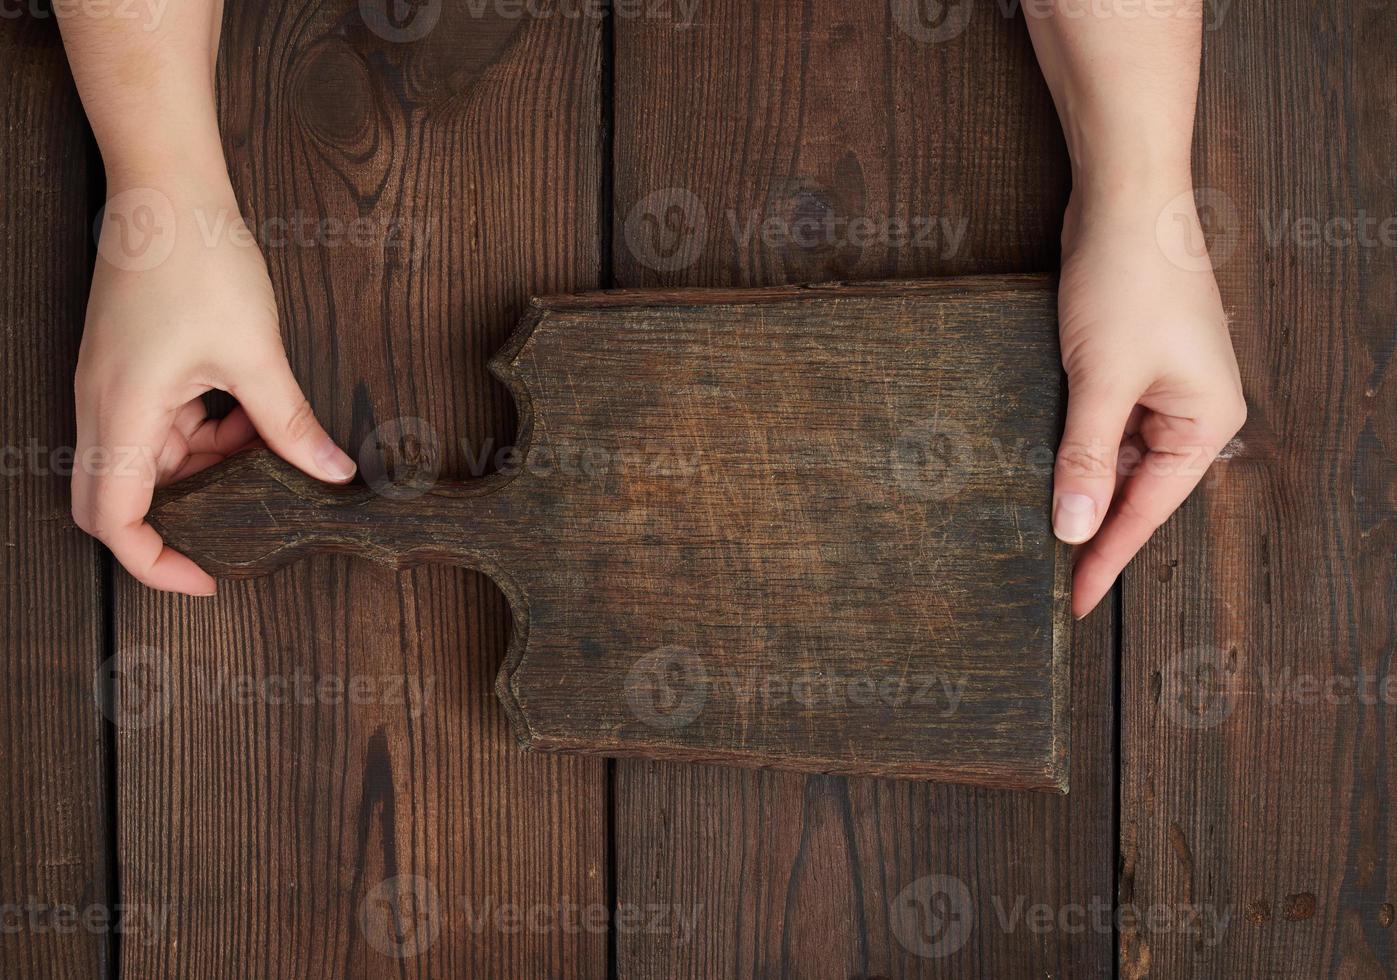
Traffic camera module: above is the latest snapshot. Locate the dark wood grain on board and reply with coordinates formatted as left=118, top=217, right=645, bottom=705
left=114, top=2, right=606, bottom=977
left=0, top=11, right=109, bottom=980
left=612, top=3, right=1117, bottom=977
left=1118, top=1, right=1397, bottom=976
left=148, top=277, right=1072, bottom=788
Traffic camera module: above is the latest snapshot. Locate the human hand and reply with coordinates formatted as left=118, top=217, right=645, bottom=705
left=71, top=180, right=356, bottom=595
left=1052, top=184, right=1247, bottom=618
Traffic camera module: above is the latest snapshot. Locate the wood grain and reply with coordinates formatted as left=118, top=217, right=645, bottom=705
left=1119, top=0, right=1397, bottom=975
left=0, top=10, right=109, bottom=980
left=148, top=278, right=1071, bottom=787
left=115, top=3, right=607, bottom=976
left=612, top=3, right=1116, bottom=976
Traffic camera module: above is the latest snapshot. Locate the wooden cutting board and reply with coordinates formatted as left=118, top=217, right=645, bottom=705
left=149, top=275, right=1071, bottom=790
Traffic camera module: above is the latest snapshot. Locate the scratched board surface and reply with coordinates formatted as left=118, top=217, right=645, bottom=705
left=496, top=280, right=1070, bottom=785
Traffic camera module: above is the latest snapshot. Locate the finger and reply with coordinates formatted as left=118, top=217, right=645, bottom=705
left=72, top=400, right=217, bottom=595
left=1052, top=381, right=1137, bottom=545
left=1070, top=434, right=1224, bottom=619
left=173, top=398, right=207, bottom=439
left=1114, top=431, right=1148, bottom=497
left=184, top=404, right=257, bottom=457
left=167, top=452, right=227, bottom=483
left=1123, top=404, right=1145, bottom=437
left=153, top=425, right=191, bottom=480
left=229, top=358, right=355, bottom=483
left=161, top=407, right=261, bottom=486
left=153, top=398, right=210, bottom=480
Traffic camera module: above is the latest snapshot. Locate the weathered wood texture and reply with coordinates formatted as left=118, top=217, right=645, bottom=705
left=115, top=3, right=606, bottom=977
left=1119, top=2, right=1397, bottom=976
left=612, top=4, right=1117, bottom=977
left=0, top=11, right=109, bottom=980
left=149, top=278, right=1071, bottom=787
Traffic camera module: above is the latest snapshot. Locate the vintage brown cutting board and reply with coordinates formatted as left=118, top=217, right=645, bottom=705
left=149, top=275, right=1071, bottom=790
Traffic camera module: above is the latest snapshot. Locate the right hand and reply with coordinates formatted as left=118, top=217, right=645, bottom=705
left=72, top=181, right=356, bottom=595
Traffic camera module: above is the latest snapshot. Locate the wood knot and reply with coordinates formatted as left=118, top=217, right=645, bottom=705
left=1282, top=892, right=1316, bottom=921
left=293, top=41, right=380, bottom=151
left=1244, top=898, right=1271, bottom=923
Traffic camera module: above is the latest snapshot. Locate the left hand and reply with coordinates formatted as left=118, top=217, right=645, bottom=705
left=1052, top=183, right=1247, bottom=619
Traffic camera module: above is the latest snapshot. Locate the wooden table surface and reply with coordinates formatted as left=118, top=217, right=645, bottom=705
left=1, top=1, right=1391, bottom=977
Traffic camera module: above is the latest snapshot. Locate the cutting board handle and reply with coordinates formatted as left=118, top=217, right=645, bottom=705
left=147, top=448, right=521, bottom=580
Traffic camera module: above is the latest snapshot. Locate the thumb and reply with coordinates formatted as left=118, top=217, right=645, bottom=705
left=1052, top=380, right=1134, bottom=545
left=231, top=357, right=356, bottom=483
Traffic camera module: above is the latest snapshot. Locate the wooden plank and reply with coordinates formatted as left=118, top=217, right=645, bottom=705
left=1119, top=0, right=1397, bottom=975
left=0, top=10, right=109, bottom=980
left=146, top=278, right=1071, bottom=787
left=115, top=3, right=606, bottom=976
left=613, top=3, right=1117, bottom=976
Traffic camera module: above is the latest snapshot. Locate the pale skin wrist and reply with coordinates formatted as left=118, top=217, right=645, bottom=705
left=1060, top=165, right=1197, bottom=253
left=1068, top=157, right=1195, bottom=211
left=59, top=0, right=356, bottom=595
left=1025, top=0, right=1246, bottom=619
left=1057, top=101, right=1197, bottom=220
left=99, top=126, right=235, bottom=204
left=1054, top=98, right=1196, bottom=183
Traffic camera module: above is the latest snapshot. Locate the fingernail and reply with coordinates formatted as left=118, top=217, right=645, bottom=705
left=315, top=437, right=357, bottom=482
left=1053, top=493, right=1096, bottom=544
